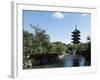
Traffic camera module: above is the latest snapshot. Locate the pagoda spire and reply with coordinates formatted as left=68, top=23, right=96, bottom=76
left=75, top=24, right=77, bottom=30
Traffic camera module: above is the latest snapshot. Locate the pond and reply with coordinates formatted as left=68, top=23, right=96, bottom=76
left=63, top=54, right=85, bottom=67
left=23, top=53, right=86, bottom=69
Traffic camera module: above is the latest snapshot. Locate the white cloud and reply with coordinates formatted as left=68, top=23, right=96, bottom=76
left=52, top=12, right=64, bottom=19
left=81, top=13, right=89, bottom=16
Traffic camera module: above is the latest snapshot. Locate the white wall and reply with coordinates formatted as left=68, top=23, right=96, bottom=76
left=0, top=0, right=100, bottom=80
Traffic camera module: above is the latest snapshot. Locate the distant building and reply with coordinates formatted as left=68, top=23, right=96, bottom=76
left=71, top=24, right=81, bottom=44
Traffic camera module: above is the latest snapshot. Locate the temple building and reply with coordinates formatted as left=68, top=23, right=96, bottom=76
left=71, top=24, right=81, bottom=44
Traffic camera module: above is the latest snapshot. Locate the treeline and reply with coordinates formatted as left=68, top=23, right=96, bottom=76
left=23, top=25, right=68, bottom=56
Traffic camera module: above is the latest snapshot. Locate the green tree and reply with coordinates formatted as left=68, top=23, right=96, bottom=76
left=31, top=24, right=50, bottom=53
left=86, top=36, right=90, bottom=43
left=23, top=30, right=34, bottom=56
left=23, top=30, right=35, bottom=68
left=49, top=42, right=67, bottom=55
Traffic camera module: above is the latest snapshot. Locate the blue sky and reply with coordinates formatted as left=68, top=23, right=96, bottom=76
left=23, top=10, right=91, bottom=44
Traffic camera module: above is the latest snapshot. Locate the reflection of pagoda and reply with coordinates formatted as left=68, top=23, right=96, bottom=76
left=71, top=24, right=80, bottom=44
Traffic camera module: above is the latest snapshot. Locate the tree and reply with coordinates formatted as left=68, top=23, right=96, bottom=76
left=49, top=42, right=67, bottom=55
left=23, top=30, right=34, bottom=56
left=23, top=30, right=35, bottom=68
left=86, top=36, right=90, bottom=43
left=31, top=24, right=50, bottom=53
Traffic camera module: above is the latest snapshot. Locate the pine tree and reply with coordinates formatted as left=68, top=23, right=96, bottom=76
left=71, top=24, right=80, bottom=44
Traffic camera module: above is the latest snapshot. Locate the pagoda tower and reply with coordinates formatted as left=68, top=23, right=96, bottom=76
left=71, top=24, right=81, bottom=44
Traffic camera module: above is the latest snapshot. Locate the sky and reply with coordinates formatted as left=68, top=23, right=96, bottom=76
left=23, top=10, right=91, bottom=44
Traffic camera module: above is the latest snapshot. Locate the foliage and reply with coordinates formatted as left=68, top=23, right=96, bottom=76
left=23, top=25, right=68, bottom=56
left=50, top=42, right=67, bottom=55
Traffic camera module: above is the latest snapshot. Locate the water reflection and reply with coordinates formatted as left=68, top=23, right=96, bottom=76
left=63, top=54, right=85, bottom=67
